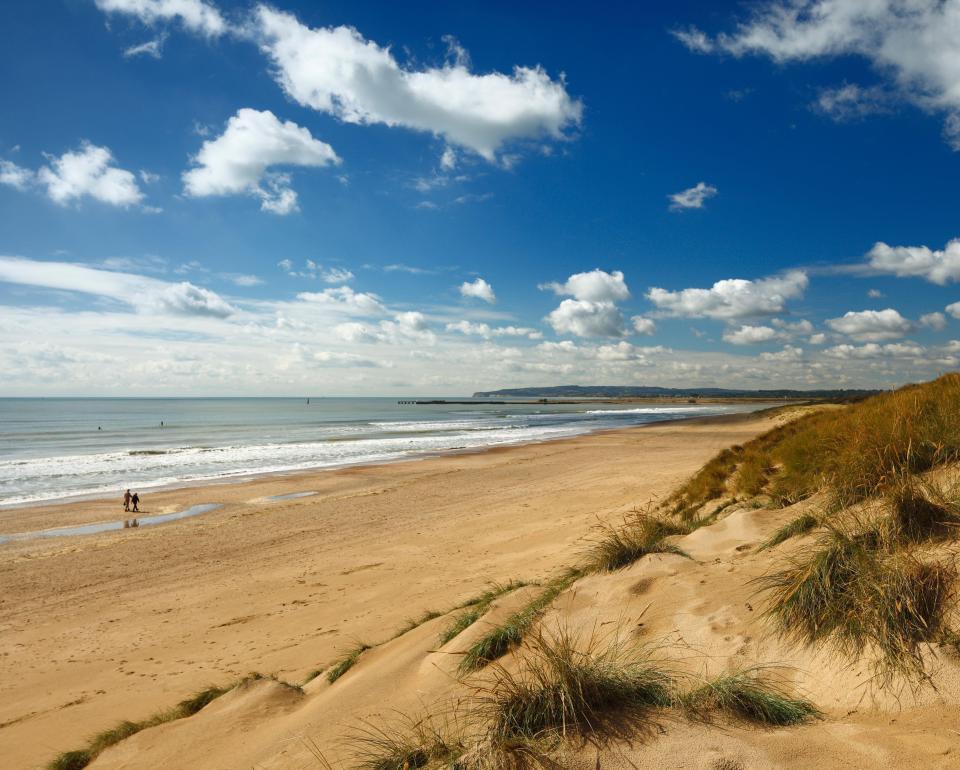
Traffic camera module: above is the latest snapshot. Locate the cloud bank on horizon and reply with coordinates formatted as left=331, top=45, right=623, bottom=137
left=0, top=0, right=959, bottom=394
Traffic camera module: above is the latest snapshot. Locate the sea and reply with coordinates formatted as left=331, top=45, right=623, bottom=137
left=0, top=397, right=764, bottom=507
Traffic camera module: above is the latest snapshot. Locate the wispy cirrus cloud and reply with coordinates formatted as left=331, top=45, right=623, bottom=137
left=668, top=181, right=717, bottom=211
left=675, top=0, right=960, bottom=150
left=123, top=33, right=167, bottom=59
left=0, top=255, right=235, bottom=317
left=95, top=0, right=228, bottom=37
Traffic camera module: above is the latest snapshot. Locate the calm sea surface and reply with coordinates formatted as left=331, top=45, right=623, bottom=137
left=0, top=398, right=762, bottom=507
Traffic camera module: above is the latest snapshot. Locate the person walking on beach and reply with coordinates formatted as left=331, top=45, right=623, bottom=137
left=131, top=492, right=140, bottom=513
left=123, top=489, right=131, bottom=512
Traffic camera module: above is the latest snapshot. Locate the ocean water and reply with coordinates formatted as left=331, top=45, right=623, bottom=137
left=0, top=398, right=762, bottom=507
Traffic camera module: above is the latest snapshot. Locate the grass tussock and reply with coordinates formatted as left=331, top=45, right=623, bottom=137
left=459, top=572, right=581, bottom=673
left=302, top=668, right=325, bottom=685
left=45, top=679, right=250, bottom=770
left=756, top=522, right=956, bottom=682
left=349, top=716, right=466, bottom=770
left=668, top=446, right=743, bottom=520
left=757, top=513, right=820, bottom=551
left=440, top=581, right=529, bottom=647
left=479, top=627, right=674, bottom=743
left=581, top=514, right=690, bottom=573
left=48, top=751, right=92, bottom=770
left=682, top=667, right=820, bottom=726
left=327, top=643, right=372, bottom=684
left=883, top=478, right=960, bottom=545
left=391, top=610, right=445, bottom=641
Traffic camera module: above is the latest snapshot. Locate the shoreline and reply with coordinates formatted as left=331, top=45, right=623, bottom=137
left=0, top=404, right=783, bottom=531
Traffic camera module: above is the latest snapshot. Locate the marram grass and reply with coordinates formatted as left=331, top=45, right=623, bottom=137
left=757, top=512, right=820, bottom=551
left=459, top=571, right=581, bottom=673
left=682, top=667, right=820, bottom=726
left=348, top=716, right=466, bottom=770
left=756, top=521, right=956, bottom=683
left=327, top=643, right=372, bottom=683
left=439, top=581, right=529, bottom=646
left=46, top=677, right=266, bottom=770
left=667, top=374, right=960, bottom=519
left=479, top=627, right=674, bottom=742
left=581, top=514, right=690, bottom=573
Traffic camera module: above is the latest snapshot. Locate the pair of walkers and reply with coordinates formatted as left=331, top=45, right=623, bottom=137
left=122, top=489, right=140, bottom=512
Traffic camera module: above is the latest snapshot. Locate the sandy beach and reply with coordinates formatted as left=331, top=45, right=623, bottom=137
left=0, top=412, right=774, bottom=769
left=5, top=406, right=959, bottom=770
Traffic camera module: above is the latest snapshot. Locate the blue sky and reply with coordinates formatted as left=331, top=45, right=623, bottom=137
left=1, top=0, right=960, bottom=395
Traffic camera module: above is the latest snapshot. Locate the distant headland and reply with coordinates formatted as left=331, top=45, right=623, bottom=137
left=472, top=385, right=880, bottom=399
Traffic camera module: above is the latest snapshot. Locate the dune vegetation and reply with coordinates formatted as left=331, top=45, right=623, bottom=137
left=664, top=374, right=960, bottom=686
left=46, top=675, right=291, bottom=770
left=680, top=666, right=821, bottom=726
left=668, top=373, right=960, bottom=515
left=580, top=511, right=691, bottom=572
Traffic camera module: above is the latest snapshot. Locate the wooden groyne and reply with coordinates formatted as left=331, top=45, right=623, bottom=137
left=397, top=399, right=554, bottom=405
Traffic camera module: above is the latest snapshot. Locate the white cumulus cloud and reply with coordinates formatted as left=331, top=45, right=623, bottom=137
left=252, top=5, right=582, bottom=163
left=723, top=324, right=778, bottom=345
left=35, top=143, right=145, bottom=207
left=647, top=270, right=808, bottom=320
left=668, top=181, right=717, bottom=211
left=541, top=269, right=630, bottom=303
left=826, top=308, right=913, bottom=341
left=0, top=159, right=34, bottom=190
left=95, top=0, right=228, bottom=37
left=334, top=311, right=435, bottom=345
left=920, top=312, right=947, bottom=331
left=546, top=299, right=626, bottom=338
left=760, top=345, right=804, bottom=362
left=541, top=269, right=631, bottom=338
left=631, top=316, right=656, bottom=335
left=460, top=277, right=496, bottom=303
left=824, top=342, right=925, bottom=360
left=445, top=321, right=540, bottom=339
left=867, top=239, right=960, bottom=285
left=183, top=108, right=341, bottom=215
left=320, top=267, right=353, bottom=284
left=296, top=286, right=386, bottom=315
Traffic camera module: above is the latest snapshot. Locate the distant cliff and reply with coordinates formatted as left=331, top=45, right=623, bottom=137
left=472, top=385, right=879, bottom=399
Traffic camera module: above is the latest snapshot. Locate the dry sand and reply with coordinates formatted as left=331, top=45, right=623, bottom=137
left=2, top=410, right=958, bottom=769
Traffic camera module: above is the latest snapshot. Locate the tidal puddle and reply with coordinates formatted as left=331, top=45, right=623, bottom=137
left=266, top=491, right=317, bottom=501
left=0, top=503, right=223, bottom=544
